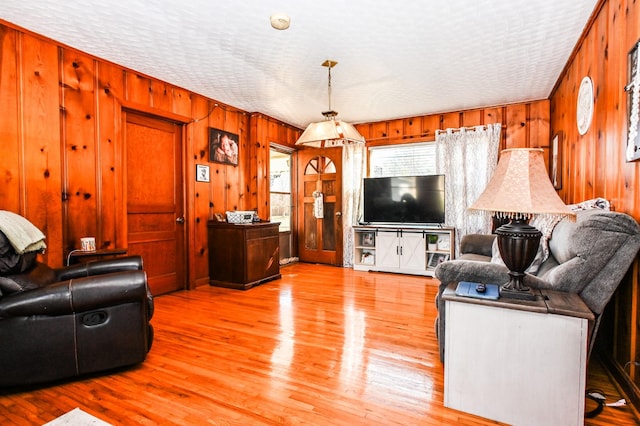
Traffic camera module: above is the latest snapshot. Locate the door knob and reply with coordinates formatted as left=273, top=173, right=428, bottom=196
left=335, top=212, right=342, bottom=217
left=176, top=217, right=185, bottom=224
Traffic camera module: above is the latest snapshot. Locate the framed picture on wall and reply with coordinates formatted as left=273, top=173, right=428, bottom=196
left=209, top=128, right=239, bottom=166
left=626, top=39, right=640, bottom=162
left=551, top=131, right=562, bottom=189
left=196, top=164, right=210, bottom=182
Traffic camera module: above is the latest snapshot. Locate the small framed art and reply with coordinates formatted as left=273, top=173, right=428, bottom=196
left=196, top=164, right=210, bottom=182
left=626, top=39, right=640, bottom=162
left=551, top=131, right=562, bottom=189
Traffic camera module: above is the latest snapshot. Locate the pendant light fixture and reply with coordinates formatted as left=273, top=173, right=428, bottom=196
left=295, top=60, right=365, bottom=147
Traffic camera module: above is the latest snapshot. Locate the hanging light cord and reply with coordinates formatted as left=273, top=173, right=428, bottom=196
left=327, top=65, right=332, bottom=112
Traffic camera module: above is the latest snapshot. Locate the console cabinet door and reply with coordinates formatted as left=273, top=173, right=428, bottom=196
left=399, top=232, right=426, bottom=271
left=376, top=231, right=400, bottom=268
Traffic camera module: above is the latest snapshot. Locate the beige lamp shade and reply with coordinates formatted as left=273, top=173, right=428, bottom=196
left=295, top=119, right=365, bottom=147
left=469, top=148, right=575, bottom=218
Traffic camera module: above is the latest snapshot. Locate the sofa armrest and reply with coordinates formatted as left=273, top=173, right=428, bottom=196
left=0, top=270, right=149, bottom=318
left=55, top=255, right=143, bottom=281
left=460, top=234, right=496, bottom=257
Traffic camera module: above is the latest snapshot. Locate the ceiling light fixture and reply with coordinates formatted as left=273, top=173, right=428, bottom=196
left=295, top=60, right=365, bottom=148
left=270, top=13, right=291, bottom=30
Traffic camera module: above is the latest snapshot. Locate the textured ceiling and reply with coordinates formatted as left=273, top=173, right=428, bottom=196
left=0, top=0, right=598, bottom=129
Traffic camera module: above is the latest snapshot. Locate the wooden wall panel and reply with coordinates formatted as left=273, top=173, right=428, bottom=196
left=359, top=101, right=546, bottom=153
left=172, top=88, right=192, bottom=117
left=387, top=119, right=403, bottom=140
left=422, top=115, right=440, bottom=140
left=60, top=50, right=98, bottom=252
left=191, top=97, right=212, bottom=288
left=150, top=80, right=172, bottom=111
left=441, top=112, right=460, bottom=130
left=354, top=122, right=370, bottom=141
left=125, top=73, right=152, bottom=105
left=505, top=104, right=528, bottom=149
left=461, top=109, right=482, bottom=127
left=0, top=27, right=20, bottom=213
left=20, top=32, right=64, bottom=266
left=370, top=122, right=388, bottom=140
left=483, top=106, right=503, bottom=125
left=403, top=117, right=422, bottom=138
left=96, top=62, right=125, bottom=250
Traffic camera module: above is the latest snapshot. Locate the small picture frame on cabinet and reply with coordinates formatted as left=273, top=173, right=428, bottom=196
left=437, top=234, right=450, bottom=251
left=214, top=212, right=225, bottom=222
left=428, top=253, right=449, bottom=269
left=362, top=232, right=375, bottom=247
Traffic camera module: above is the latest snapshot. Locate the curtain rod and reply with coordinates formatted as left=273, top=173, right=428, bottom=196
left=435, top=124, right=504, bottom=135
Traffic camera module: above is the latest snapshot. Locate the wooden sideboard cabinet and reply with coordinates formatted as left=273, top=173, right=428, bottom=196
left=207, top=221, right=281, bottom=290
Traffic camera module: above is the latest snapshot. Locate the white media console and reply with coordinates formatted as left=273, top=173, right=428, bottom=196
left=352, top=225, right=455, bottom=276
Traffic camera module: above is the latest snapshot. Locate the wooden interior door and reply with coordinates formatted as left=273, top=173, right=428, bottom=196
left=125, top=112, right=185, bottom=295
left=297, top=148, right=343, bottom=265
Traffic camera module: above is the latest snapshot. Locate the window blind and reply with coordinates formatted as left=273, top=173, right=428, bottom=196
left=368, top=142, right=436, bottom=177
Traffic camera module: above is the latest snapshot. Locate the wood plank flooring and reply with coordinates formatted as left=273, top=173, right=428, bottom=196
left=0, top=262, right=638, bottom=425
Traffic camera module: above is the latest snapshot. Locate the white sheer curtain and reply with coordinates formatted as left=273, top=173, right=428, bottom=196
left=435, top=124, right=501, bottom=256
left=342, top=143, right=366, bottom=267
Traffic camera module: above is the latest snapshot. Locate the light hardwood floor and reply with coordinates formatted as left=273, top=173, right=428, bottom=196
left=0, top=263, right=638, bottom=425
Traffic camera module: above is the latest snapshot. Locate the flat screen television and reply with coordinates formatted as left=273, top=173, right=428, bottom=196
left=362, top=175, right=445, bottom=225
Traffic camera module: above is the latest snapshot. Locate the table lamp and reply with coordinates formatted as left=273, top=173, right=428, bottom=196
left=468, top=148, right=575, bottom=300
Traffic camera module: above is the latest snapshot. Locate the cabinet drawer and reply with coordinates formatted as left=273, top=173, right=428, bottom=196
left=245, top=227, right=278, bottom=239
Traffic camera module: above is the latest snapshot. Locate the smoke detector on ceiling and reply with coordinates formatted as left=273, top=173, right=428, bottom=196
left=270, top=13, right=291, bottom=30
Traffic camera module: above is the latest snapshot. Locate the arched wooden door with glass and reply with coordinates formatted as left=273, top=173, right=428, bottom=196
left=297, top=148, right=343, bottom=265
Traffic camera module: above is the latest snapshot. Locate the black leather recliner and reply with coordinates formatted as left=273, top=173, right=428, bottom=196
left=0, top=216, right=153, bottom=388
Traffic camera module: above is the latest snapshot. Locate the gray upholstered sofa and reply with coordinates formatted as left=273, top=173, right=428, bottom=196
left=434, top=208, right=640, bottom=362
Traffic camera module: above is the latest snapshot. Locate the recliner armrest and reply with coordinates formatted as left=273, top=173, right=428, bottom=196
left=434, top=259, right=510, bottom=285
left=0, top=270, right=149, bottom=318
left=55, top=255, right=143, bottom=281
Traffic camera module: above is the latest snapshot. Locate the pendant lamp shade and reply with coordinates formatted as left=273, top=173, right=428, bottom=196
left=296, top=118, right=365, bottom=147
left=295, top=60, right=365, bottom=147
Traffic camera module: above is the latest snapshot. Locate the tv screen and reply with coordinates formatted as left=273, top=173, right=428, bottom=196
left=363, top=175, right=445, bottom=224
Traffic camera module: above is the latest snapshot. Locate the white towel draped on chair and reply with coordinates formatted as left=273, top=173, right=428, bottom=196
left=0, top=210, right=46, bottom=254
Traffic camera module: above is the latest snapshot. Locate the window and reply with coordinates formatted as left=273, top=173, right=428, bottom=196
left=368, top=142, right=436, bottom=177
left=270, top=148, right=292, bottom=232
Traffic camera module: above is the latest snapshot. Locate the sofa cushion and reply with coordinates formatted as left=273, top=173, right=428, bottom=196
left=548, top=217, right=577, bottom=264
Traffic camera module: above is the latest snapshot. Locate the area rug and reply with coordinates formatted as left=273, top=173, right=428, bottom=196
left=43, top=408, right=112, bottom=426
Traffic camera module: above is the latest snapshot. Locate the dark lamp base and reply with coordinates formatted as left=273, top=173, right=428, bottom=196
left=500, top=284, right=537, bottom=301
left=495, top=217, right=542, bottom=302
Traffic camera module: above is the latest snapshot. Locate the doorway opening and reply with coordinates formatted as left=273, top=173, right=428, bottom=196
left=270, top=146, right=296, bottom=265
